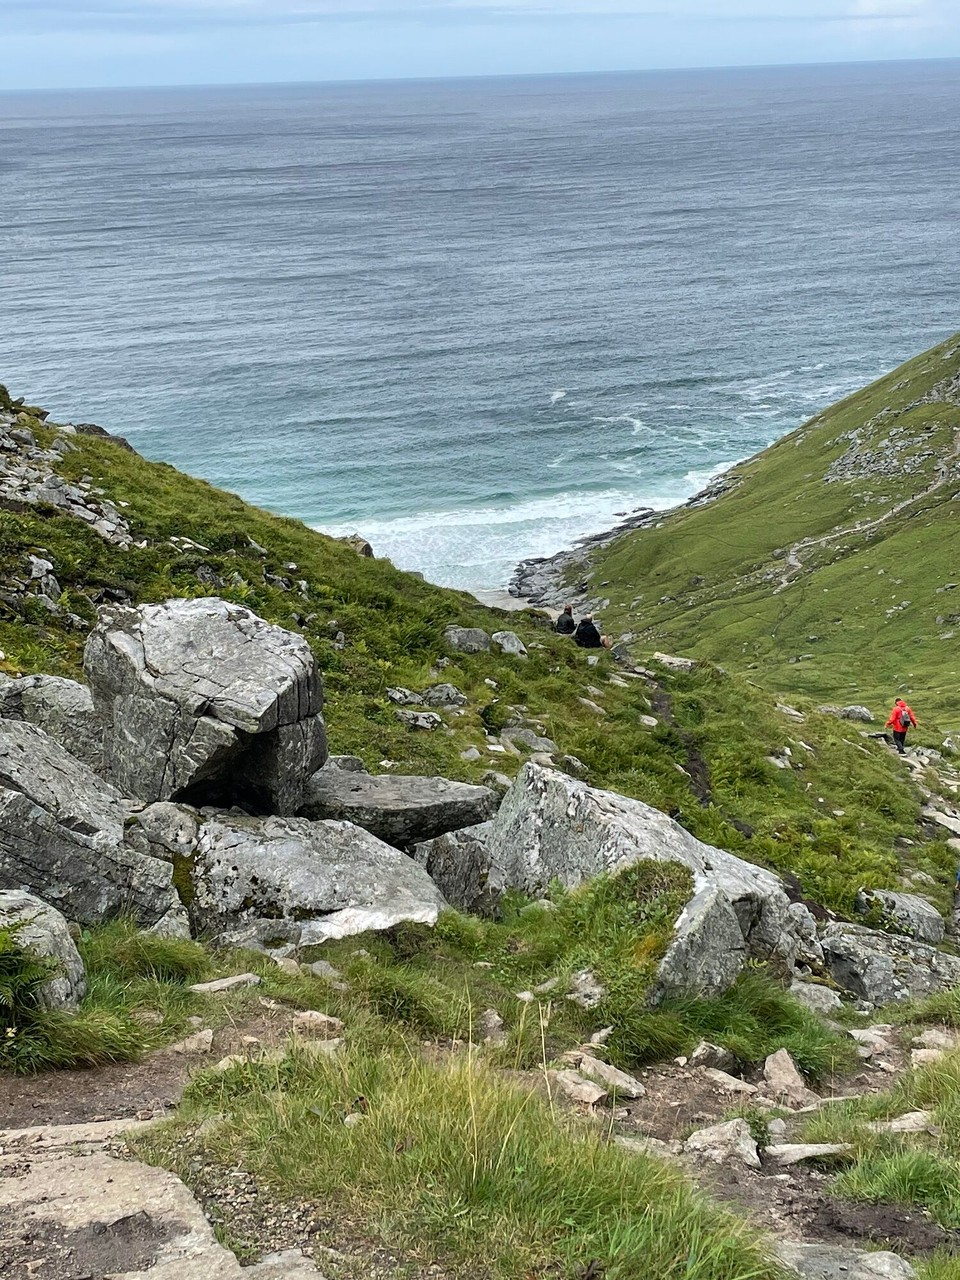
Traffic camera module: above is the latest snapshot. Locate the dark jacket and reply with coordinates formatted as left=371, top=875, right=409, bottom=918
left=555, top=612, right=576, bottom=635
left=574, top=619, right=603, bottom=649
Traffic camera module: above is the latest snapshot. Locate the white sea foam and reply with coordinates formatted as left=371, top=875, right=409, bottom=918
left=550, top=389, right=568, bottom=403
left=317, top=463, right=739, bottom=592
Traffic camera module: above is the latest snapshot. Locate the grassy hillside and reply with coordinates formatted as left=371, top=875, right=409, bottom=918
left=0, top=380, right=955, bottom=920
left=586, top=334, right=960, bottom=723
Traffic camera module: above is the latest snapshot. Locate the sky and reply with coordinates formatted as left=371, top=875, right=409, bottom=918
left=2, top=0, right=958, bottom=91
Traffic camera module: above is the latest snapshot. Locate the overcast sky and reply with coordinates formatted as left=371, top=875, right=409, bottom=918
left=3, top=0, right=958, bottom=91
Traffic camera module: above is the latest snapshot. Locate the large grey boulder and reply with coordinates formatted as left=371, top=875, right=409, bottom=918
left=415, top=763, right=802, bottom=1000
left=84, top=598, right=327, bottom=813
left=0, top=889, right=86, bottom=1010
left=188, top=813, right=446, bottom=945
left=0, top=673, right=103, bottom=770
left=854, top=887, right=945, bottom=945
left=299, top=768, right=498, bottom=848
left=820, top=920, right=960, bottom=1003
left=0, top=720, right=185, bottom=932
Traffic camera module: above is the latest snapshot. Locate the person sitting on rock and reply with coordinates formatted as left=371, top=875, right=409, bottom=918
left=555, top=604, right=576, bottom=635
left=574, top=615, right=610, bottom=649
left=885, top=697, right=917, bottom=754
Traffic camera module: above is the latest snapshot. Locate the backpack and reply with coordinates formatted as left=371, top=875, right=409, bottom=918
left=898, top=706, right=912, bottom=729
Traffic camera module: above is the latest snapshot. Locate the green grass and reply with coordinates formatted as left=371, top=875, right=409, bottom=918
left=798, top=1048, right=960, bottom=1231
left=135, top=1041, right=788, bottom=1280
left=584, top=332, right=960, bottom=723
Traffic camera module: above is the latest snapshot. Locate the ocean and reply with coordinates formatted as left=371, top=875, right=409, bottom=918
left=1, top=61, right=958, bottom=591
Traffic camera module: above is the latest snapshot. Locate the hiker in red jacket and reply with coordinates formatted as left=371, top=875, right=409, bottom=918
left=885, top=698, right=917, bottom=754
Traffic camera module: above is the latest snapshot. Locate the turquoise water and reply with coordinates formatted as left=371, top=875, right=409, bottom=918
left=2, top=61, right=958, bottom=588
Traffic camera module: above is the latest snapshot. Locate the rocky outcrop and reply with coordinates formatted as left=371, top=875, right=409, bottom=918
left=0, top=673, right=103, bottom=770
left=84, top=598, right=327, bottom=813
left=0, top=720, right=186, bottom=932
left=416, top=763, right=804, bottom=1000
left=820, top=920, right=960, bottom=1003
left=188, top=813, right=446, bottom=945
left=0, top=889, right=86, bottom=1010
left=854, top=888, right=945, bottom=945
left=776, top=1241, right=915, bottom=1279
left=299, top=767, right=498, bottom=848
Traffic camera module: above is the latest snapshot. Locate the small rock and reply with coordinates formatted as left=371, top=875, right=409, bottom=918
left=292, top=1010, right=344, bottom=1038
left=683, top=1118, right=760, bottom=1169
left=306, top=959, right=342, bottom=982
left=476, top=1008, right=506, bottom=1045
left=395, top=709, right=443, bottom=731
left=689, top=1040, right=735, bottom=1071
left=914, top=1028, right=959, bottom=1051
left=550, top=1069, right=607, bottom=1106
left=169, top=1028, right=214, bottom=1054
left=444, top=625, right=491, bottom=654
left=702, top=1068, right=757, bottom=1095
left=576, top=1053, right=646, bottom=1099
left=565, top=968, right=606, bottom=1009
left=296, top=1037, right=343, bottom=1060
left=767, top=1118, right=788, bottom=1139
left=492, top=630, right=528, bottom=658
left=423, top=683, right=467, bottom=707
left=911, top=1047, right=945, bottom=1067
left=763, top=1048, right=819, bottom=1108
left=764, top=1143, right=853, bottom=1166
left=653, top=652, right=697, bottom=672
left=386, top=687, right=423, bottom=706
left=343, top=1112, right=365, bottom=1128
left=460, top=747, right=482, bottom=762
left=775, top=1240, right=916, bottom=1279
left=866, top=1110, right=934, bottom=1134
left=189, top=973, right=262, bottom=995
left=789, top=980, right=842, bottom=1014
left=272, top=957, right=301, bottom=976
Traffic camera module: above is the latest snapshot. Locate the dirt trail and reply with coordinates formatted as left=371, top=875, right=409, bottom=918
left=773, top=430, right=960, bottom=594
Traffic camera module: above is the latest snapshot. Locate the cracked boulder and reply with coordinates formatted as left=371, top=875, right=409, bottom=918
left=854, top=887, right=945, bottom=945
left=0, top=890, right=86, bottom=1010
left=0, top=672, right=104, bottom=771
left=0, top=721, right=186, bottom=932
left=84, top=598, right=327, bottom=813
left=187, top=812, right=446, bottom=944
left=415, top=762, right=802, bottom=1000
left=300, top=766, right=498, bottom=848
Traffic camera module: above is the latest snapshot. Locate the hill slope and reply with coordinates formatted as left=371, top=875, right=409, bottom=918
left=569, top=333, right=960, bottom=722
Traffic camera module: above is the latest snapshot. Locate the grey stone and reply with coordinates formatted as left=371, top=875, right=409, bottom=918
left=688, top=1040, right=735, bottom=1071
left=0, top=1148, right=255, bottom=1279
left=300, top=769, right=497, bottom=847
left=502, top=727, right=559, bottom=753
left=476, top=1008, right=506, bottom=1045
left=855, top=887, right=945, bottom=944
left=866, top=1110, right=934, bottom=1134
left=790, top=979, right=842, bottom=1014
left=840, top=705, right=876, bottom=722
left=764, top=1143, right=853, bottom=1166
left=188, top=974, right=260, bottom=995
left=683, top=1118, right=760, bottom=1168
left=702, top=1068, right=757, bottom=1095
left=189, top=812, right=446, bottom=944
left=248, top=1249, right=328, bottom=1279
left=549, top=1069, right=607, bottom=1106
left=394, top=709, right=443, bottom=731
left=386, top=687, right=423, bottom=706
left=565, top=968, right=606, bottom=1009
left=326, top=754, right=367, bottom=773
left=412, top=821, right=497, bottom=915
left=168, top=1028, right=214, bottom=1054
left=0, top=674, right=103, bottom=770
left=491, top=630, right=528, bottom=658
left=763, top=1049, right=819, bottom=1108
left=0, top=720, right=185, bottom=931
left=84, top=597, right=326, bottom=813
left=444, top=625, right=491, bottom=654
left=467, top=763, right=802, bottom=1000
left=574, top=1053, right=645, bottom=1098
left=0, top=889, right=86, bottom=1009
left=820, top=921, right=960, bottom=1003
left=776, top=1241, right=916, bottom=1279
left=422, top=683, right=467, bottom=707
left=652, top=652, right=697, bottom=672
